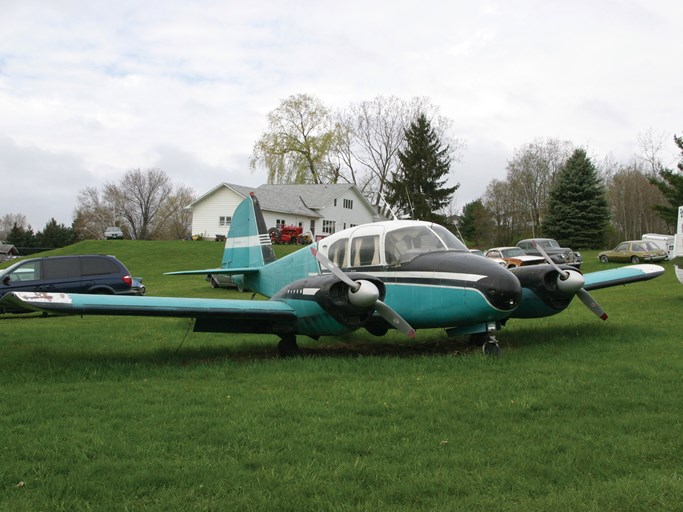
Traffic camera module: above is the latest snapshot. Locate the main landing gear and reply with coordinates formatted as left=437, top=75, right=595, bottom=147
left=277, top=334, right=300, bottom=357
left=469, top=332, right=502, bottom=357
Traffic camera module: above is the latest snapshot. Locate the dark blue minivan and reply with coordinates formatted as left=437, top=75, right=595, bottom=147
left=0, top=254, right=144, bottom=314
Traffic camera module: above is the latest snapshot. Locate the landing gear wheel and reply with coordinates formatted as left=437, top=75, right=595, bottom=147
left=482, top=338, right=502, bottom=357
left=277, top=335, right=300, bottom=357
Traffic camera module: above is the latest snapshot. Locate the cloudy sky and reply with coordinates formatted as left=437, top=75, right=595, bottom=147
left=1, top=0, right=681, bottom=229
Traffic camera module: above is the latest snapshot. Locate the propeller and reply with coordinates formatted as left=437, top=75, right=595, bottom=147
left=532, top=241, right=608, bottom=320
left=310, top=247, right=416, bottom=337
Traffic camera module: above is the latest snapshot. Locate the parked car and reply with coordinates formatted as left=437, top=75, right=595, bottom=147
left=597, top=241, right=667, bottom=264
left=104, top=227, right=124, bottom=239
left=484, top=247, right=546, bottom=268
left=470, top=249, right=506, bottom=267
left=516, top=238, right=583, bottom=269
left=1, top=254, right=144, bottom=314
left=206, top=273, right=246, bottom=292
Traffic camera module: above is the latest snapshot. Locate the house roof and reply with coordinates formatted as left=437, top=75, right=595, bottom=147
left=0, top=244, right=18, bottom=255
left=188, top=183, right=375, bottom=219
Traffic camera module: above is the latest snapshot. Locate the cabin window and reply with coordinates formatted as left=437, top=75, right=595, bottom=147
left=350, top=235, right=380, bottom=266
left=328, top=238, right=348, bottom=267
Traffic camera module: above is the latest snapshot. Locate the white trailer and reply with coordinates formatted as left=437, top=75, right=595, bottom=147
left=641, top=233, right=675, bottom=260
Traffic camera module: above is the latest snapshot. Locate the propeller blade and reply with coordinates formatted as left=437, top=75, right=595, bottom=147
left=375, top=300, right=416, bottom=338
left=532, top=240, right=569, bottom=279
left=577, top=288, right=608, bottom=320
left=310, top=247, right=359, bottom=291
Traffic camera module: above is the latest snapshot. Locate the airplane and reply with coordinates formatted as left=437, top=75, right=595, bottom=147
left=0, top=193, right=666, bottom=356
left=674, top=205, right=683, bottom=285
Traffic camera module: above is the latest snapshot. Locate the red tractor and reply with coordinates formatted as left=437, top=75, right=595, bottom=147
left=268, top=225, right=312, bottom=245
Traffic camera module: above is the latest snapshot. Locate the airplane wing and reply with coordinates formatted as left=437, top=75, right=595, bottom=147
left=582, top=264, right=665, bottom=291
left=0, top=292, right=297, bottom=334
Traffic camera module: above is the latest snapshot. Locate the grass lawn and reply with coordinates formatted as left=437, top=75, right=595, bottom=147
left=2, top=241, right=683, bottom=511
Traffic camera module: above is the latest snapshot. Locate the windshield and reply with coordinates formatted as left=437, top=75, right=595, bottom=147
left=385, top=226, right=450, bottom=265
left=501, top=248, right=526, bottom=257
left=539, top=239, right=560, bottom=248
left=643, top=241, right=660, bottom=251
left=431, top=224, right=468, bottom=251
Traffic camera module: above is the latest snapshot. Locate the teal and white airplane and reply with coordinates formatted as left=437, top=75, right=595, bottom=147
left=1, top=193, right=665, bottom=356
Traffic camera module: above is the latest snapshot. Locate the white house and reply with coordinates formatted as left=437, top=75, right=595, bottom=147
left=186, top=183, right=380, bottom=240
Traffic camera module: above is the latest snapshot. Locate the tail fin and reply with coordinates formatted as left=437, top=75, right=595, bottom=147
left=221, top=193, right=276, bottom=269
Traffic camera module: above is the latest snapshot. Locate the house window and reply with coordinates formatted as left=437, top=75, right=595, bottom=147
left=322, top=220, right=336, bottom=234
left=276, top=219, right=286, bottom=228
left=219, top=216, right=232, bottom=227
left=343, top=199, right=353, bottom=209
left=310, top=220, right=316, bottom=235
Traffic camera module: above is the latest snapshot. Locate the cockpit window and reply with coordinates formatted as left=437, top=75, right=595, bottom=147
left=384, top=226, right=449, bottom=265
left=430, top=224, right=468, bottom=251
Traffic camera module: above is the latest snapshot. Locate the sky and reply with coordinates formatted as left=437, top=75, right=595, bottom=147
left=1, top=0, right=681, bottom=229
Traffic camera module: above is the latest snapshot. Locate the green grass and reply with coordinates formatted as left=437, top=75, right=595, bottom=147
left=2, top=243, right=683, bottom=511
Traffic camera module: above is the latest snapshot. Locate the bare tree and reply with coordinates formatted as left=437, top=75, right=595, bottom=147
left=154, top=185, right=195, bottom=240
left=334, top=95, right=465, bottom=215
left=0, top=213, right=28, bottom=240
left=604, top=160, right=668, bottom=241
left=73, top=186, right=121, bottom=239
left=104, top=168, right=173, bottom=240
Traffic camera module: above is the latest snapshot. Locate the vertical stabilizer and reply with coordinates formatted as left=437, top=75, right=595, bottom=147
left=222, top=193, right=276, bottom=269
left=674, top=206, right=683, bottom=284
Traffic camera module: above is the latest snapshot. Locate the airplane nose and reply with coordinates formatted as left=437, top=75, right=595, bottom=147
left=475, top=264, right=522, bottom=311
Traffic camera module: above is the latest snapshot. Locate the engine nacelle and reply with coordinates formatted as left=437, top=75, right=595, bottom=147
left=272, top=272, right=386, bottom=331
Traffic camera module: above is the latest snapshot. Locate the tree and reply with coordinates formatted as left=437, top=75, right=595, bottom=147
left=604, top=160, right=667, bottom=240
left=0, top=213, right=27, bottom=241
left=649, top=133, right=683, bottom=227
left=458, top=199, right=490, bottom=247
left=543, top=148, right=609, bottom=249
left=385, top=113, right=458, bottom=223
left=334, top=96, right=465, bottom=215
left=35, top=218, right=75, bottom=248
left=250, top=93, right=341, bottom=184
left=506, top=138, right=574, bottom=237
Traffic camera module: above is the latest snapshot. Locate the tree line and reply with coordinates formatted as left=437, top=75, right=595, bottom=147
left=1, top=168, right=194, bottom=251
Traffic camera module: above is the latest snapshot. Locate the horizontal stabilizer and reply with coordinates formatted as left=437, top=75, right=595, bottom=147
left=164, top=267, right=261, bottom=276
left=583, top=264, right=665, bottom=291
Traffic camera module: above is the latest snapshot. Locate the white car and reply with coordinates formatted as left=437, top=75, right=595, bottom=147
left=104, top=227, right=124, bottom=239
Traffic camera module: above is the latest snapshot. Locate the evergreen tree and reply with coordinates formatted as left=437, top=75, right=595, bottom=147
left=36, top=218, right=76, bottom=248
left=649, top=133, right=683, bottom=228
left=542, top=148, right=609, bottom=249
left=385, top=113, right=458, bottom=223
left=459, top=199, right=487, bottom=246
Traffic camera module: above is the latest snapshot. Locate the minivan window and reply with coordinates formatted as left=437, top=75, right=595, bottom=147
left=82, top=256, right=119, bottom=276
left=8, top=261, right=42, bottom=282
left=44, top=258, right=80, bottom=280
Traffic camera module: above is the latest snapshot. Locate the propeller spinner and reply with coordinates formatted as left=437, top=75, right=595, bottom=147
left=311, top=247, right=416, bottom=337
